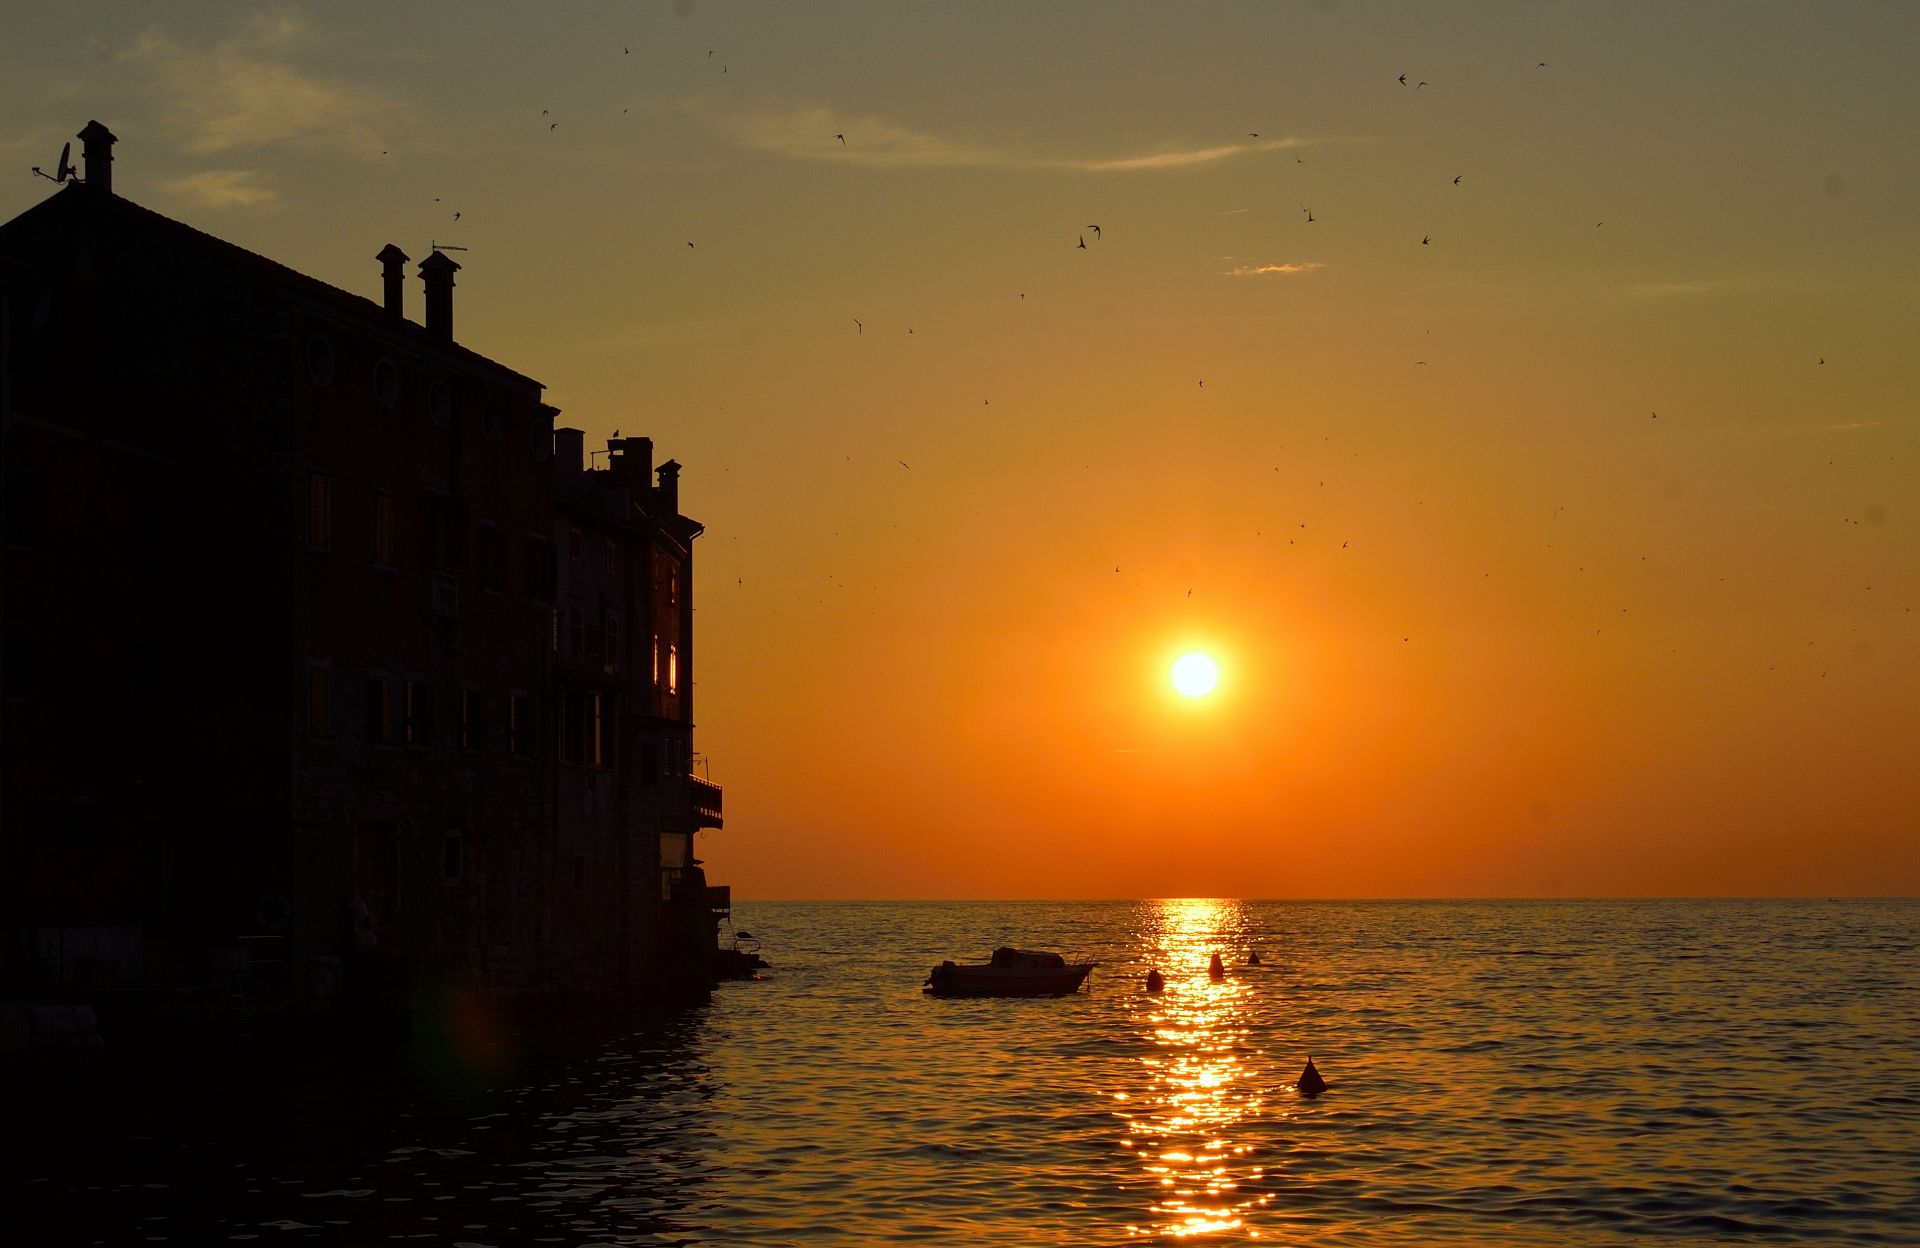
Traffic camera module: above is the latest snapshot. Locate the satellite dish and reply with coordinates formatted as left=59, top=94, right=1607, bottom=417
left=55, top=142, right=74, bottom=183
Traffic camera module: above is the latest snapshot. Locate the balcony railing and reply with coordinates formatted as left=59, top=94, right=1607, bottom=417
left=689, top=774, right=723, bottom=828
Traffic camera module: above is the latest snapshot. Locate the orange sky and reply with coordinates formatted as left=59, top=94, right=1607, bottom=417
left=5, top=3, right=1915, bottom=896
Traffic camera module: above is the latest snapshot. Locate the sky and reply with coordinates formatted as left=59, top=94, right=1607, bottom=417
left=5, top=2, right=1916, bottom=899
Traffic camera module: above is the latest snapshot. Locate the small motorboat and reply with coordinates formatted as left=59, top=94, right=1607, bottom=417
left=925, top=947, right=1095, bottom=997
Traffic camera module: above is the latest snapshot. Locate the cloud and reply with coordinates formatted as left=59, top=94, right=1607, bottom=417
left=674, top=98, right=1316, bottom=172
left=1224, top=262, right=1323, bottom=276
left=157, top=169, right=280, bottom=210
left=108, top=13, right=407, bottom=158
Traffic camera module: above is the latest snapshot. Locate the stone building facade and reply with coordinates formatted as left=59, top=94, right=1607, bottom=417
left=0, top=122, right=726, bottom=1021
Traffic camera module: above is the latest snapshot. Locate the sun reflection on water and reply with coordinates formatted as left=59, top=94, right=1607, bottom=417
left=1121, top=899, right=1278, bottom=1241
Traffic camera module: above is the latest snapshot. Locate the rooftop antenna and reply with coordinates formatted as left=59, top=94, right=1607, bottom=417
left=31, top=141, right=78, bottom=184
left=429, top=241, right=469, bottom=252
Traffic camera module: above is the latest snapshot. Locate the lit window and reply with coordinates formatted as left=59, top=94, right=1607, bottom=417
left=651, top=634, right=661, bottom=688
left=569, top=527, right=583, bottom=564
left=667, top=644, right=678, bottom=695
left=604, top=540, right=616, bottom=578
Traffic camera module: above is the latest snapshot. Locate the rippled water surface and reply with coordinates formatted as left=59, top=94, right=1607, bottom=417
left=14, top=900, right=1920, bottom=1245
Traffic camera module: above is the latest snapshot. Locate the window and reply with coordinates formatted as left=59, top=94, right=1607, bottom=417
left=668, top=567, right=678, bottom=607
left=587, top=690, right=604, bottom=767
left=368, top=491, right=395, bottom=564
left=462, top=689, right=485, bottom=751
left=372, top=492, right=395, bottom=565
left=667, top=644, right=679, bottom=695
left=374, top=357, right=399, bottom=410
left=569, top=600, right=586, bottom=659
left=524, top=536, right=554, bottom=601
left=569, top=527, right=583, bottom=564
left=561, top=689, right=581, bottom=763
left=604, top=612, right=620, bottom=672
left=651, top=634, right=661, bottom=688
left=306, top=666, right=331, bottom=737
left=478, top=524, right=504, bottom=593
left=641, top=741, right=658, bottom=788
left=428, top=379, right=452, bottom=428
left=366, top=675, right=392, bottom=744
left=604, top=540, right=617, bottom=578
left=306, top=472, right=331, bottom=550
left=306, top=334, right=335, bottom=386
left=405, top=679, right=431, bottom=746
left=443, top=832, right=463, bottom=881
left=510, top=694, right=533, bottom=756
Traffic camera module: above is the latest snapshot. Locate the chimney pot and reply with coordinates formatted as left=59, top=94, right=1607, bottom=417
left=78, top=120, right=116, bottom=194
left=376, top=244, right=409, bottom=317
left=419, top=250, right=460, bottom=340
left=656, top=459, right=681, bottom=515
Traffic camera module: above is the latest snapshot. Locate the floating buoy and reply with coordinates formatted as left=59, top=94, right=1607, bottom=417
left=1208, top=952, right=1225, bottom=980
left=1248, top=951, right=1262, bottom=966
left=1298, top=1056, right=1327, bottom=1096
left=1145, top=968, right=1165, bottom=993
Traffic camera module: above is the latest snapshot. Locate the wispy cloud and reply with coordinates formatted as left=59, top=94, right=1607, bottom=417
left=158, top=169, right=280, bottom=210
left=106, top=12, right=407, bottom=158
left=673, top=98, right=1318, bottom=173
left=1225, top=262, right=1323, bottom=276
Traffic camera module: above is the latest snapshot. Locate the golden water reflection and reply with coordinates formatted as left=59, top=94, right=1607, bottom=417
left=1121, top=898, right=1280, bottom=1241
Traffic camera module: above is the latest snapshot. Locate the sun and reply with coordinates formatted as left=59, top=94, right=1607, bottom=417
left=1170, top=652, right=1220, bottom=698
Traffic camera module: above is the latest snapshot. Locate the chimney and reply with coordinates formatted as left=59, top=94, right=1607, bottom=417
left=376, top=244, right=408, bottom=318
left=618, top=436, right=653, bottom=500
left=419, top=250, right=460, bottom=340
left=555, top=427, right=585, bottom=477
left=656, top=459, right=681, bottom=516
left=78, top=120, right=116, bottom=194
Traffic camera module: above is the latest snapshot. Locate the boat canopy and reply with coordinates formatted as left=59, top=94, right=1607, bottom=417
left=989, top=947, right=1066, bottom=969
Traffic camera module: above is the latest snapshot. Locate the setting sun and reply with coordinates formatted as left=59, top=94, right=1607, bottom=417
left=1170, top=652, right=1220, bottom=698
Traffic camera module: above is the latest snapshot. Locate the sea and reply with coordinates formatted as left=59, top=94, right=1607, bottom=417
left=7, top=899, right=1918, bottom=1246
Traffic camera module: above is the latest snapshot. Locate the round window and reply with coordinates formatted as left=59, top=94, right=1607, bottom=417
left=429, top=379, right=453, bottom=428
left=305, top=334, right=335, bottom=386
left=374, top=358, right=399, bottom=410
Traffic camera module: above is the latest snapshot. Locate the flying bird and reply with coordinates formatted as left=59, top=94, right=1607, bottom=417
left=1417, top=81, right=1429, bottom=89
left=550, top=122, right=558, bottom=131
left=1537, top=61, right=1549, bottom=67
left=1422, top=234, right=1430, bottom=244
left=1453, top=174, right=1462, bottom=185
left=542, top=109, right=548, bottom=115
left=835, top=133, right=845, bottom=145
left=898, top=460, right=910, bottom=468
left=1077, top=235, right=1087, bottom=249
left=854, top=318, right=862, bottom=334
left=1303, top=208, right=1315, bottom=222
left=1087, top=224, right=1102, bottom=239
left=453, top=212, right=461, bottom=221
left=1249, top=132, right=1259, bottom=137
left=686, top=241, right=694, bottom=249
left=1398, top=73, right=1407, bottom=85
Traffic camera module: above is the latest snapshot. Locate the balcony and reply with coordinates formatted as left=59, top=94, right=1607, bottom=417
left=689, top=774, right=723, bottom=829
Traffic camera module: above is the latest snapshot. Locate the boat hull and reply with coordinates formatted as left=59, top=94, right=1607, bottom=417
left=924, top=963, right=1094, bottom=998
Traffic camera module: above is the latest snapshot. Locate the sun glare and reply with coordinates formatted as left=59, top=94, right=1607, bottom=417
left=1170, top=652, right=1219, bottom=698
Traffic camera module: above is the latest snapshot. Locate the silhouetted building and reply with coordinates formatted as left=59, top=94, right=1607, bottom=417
left=0, top=122, right=727, bottom=1023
